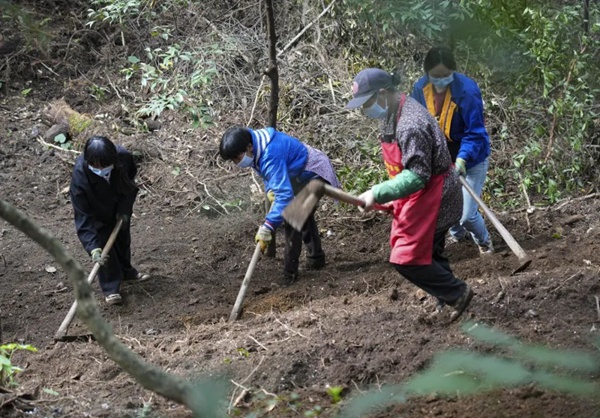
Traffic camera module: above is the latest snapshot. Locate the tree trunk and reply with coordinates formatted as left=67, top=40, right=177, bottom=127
left=264, top=0, right=280, bottom=258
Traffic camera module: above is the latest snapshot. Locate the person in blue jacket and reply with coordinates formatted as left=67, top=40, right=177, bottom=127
left=219, top=126, right=340, bottom=285
left=411, top=46, right=494, bottom=254
left=70, top=136, right=149, bottom=305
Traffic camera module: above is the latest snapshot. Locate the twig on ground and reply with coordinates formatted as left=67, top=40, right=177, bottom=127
left=248, top=334, right=268, bottom=351
left=228, top=355, right=266, bottom=413
left=595, top=296, right=600, bottom=322
left=275, top=318, right=307, bottom=338
left=104, top=70, right=122, bottom=100
left=351, top=380, right=366, bottom=395
left=36, top=136, right=80, bottom=154
left=550, top=271, right=583, bottom=293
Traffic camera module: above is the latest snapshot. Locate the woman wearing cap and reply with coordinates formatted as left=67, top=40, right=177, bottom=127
left=411, top=46, right=493, bottom=255
left=70, top=136, right=149, bottom=305
left=346, top=68, right=472, bottom=320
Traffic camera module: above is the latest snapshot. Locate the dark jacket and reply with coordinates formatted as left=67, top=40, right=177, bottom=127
left=70, top=146, right=138, bottom=253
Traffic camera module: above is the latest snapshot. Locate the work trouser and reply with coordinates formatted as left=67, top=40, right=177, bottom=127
left=95, top=222, right=138, bottom=295
left=450, top=158, right=491, bottom=247
left=392, top=229, right=466, bottom=306
left=283, top=177, right=325, bottom=276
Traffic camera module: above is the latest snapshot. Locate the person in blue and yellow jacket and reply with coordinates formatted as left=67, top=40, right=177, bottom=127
left=219, top=126, right=340, bottom=286
left=411, top=46, right=494, bottom=255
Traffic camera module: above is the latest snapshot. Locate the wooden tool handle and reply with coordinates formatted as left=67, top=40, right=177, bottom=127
left=229, top=242, right=262, bottom=322
left=459, top=177, right=528, bottom=261
left=323, top=184, right=366, bottom=207
left=54, top=219, right=123, bottom=341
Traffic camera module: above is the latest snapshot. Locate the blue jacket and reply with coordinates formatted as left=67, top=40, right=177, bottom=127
left=250, top=128, right=314, bottom=229
left=69, top=146, right=138, bottom=253
left=411, top=72, right=490, bottom=168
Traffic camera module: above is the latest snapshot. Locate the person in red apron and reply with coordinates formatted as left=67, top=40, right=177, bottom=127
left=346, top=68, right=473, bottom=320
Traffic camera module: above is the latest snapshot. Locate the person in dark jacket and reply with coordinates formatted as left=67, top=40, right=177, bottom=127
left=219, top=126, right=340, bottom=286
left=70, top=136, right=149, bottom=305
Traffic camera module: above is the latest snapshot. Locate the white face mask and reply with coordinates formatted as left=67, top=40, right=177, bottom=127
left=363, top=95, right=388, bottom=119
left=89, top=164, right=114, bottom=178
left=237, top=154, right=254, bottom=168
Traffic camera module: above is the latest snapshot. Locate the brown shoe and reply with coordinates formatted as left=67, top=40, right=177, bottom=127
left=450, top=285, right=473, bottom=322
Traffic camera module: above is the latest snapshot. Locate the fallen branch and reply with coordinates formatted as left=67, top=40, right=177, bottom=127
left=36, top=136, right=79, bottom=155
left=0, top=199, right=221, bottom=417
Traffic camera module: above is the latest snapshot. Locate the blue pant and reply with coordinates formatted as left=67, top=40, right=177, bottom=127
left=450, top=158, right=491, bottom=246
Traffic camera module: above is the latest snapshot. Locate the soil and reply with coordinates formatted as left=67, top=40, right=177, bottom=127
left=1, top=4, right=600, bottom=417
left=2, top=96, right=600, bottom=418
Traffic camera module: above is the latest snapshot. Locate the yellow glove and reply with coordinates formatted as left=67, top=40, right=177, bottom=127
left=454, top=158, right=467, bottom=177
left=267, top=190, right=275, bottom=204
left=255, top=225, right=273, bottom=253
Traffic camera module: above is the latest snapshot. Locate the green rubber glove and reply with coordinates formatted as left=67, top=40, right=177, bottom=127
left=91, top=248, right=108, bottom=266
left=455, top=158, right=467, bottom=177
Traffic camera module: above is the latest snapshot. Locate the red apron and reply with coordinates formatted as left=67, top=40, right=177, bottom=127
left=382, top=95, right=445, bottom=265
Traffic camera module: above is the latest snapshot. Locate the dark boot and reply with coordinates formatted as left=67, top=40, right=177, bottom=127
left=282, top=271, right=298, bottom=287
left=306, top=255, right=326, bottom=270
left=450, top=285, right=474, bottom=321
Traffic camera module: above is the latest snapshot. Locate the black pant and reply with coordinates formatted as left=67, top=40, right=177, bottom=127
left=283, top=178, right=325, bottom=275
left=392, top=229, right=466, bottom=306
left=96, top=222, right=138, bottom=295
left=283, top=210, right=324, bottom=274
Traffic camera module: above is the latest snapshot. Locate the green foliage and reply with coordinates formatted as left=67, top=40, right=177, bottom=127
left=340, top=0, right=468, bottom=44
left=135, top=400, right=153, bottom=418
left=121, top=42, right=220, bottom=127
left=68, top=113, right=93, bottom=137
left=0, top=1, right=52, bottom=52
left=339, top=322, right=600, bottom=417
left=453, top=2, right=600, bottom=204
left=54, top=133, right=73, bottom=150
left=0, top=343, right=37, bottom=386
left=87, top=0, right=154, bottom=26
left=336, top=0, right=600, bottom=206
left=326, top=386, right=344, bottom=404
left=338, top=139, right=386, bottom=194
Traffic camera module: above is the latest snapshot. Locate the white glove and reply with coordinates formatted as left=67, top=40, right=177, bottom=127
left=255, top=225, right=273, bottom=253
left=358, top=189, right=376, bottom=212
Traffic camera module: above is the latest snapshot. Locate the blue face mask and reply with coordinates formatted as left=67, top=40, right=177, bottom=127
left=429, top=73, right=454, bottom=89
left=88, top=164, right=114, bottom=178
left=363, top=97, right=387, bottom=119
left=237, top=154, right=254, bottom=168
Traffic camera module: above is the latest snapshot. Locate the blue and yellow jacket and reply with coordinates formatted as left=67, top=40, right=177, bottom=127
left=411, top=72, right=490, bottom=169
left=250, top=128, right=315, bottom=229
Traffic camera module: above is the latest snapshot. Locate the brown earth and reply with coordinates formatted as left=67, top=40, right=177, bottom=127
left=1, top=2, right=600, bottom=415
left=1, top=96, right=600, bottom=418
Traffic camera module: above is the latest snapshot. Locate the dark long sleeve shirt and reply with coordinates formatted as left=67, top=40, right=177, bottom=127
left=69, top=146, right=138, bottom=253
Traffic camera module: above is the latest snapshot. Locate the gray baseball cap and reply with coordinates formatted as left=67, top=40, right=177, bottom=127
left=345, top=68, right=392, bottom=109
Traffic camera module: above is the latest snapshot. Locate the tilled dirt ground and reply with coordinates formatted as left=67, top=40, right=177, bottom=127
left=2, top=100, right=600, bottom=418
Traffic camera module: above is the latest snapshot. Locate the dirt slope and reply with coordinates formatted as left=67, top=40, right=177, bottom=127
left=1, top=96, right=600, bottom=417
